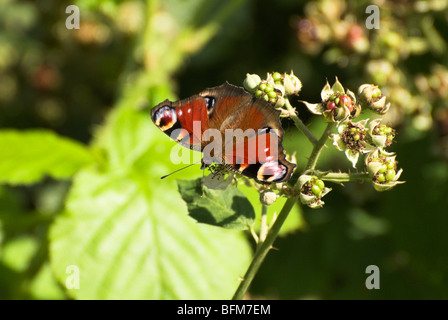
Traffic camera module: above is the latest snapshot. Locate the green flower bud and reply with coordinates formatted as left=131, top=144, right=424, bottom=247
left=385, top=169, right=396, bottom=181
left=368, top=119, right=396, bottom=148
left=303, top=78, right=360, bottom=122
left=372, top=88, right=381, bottom=98
left=298, top=175, right=332, bottom=209
left=332, top=119, right=375, bottom=168
left=315, top=179, right=325, bottom=190
left=365, top=149, right=405, bottom=191
left=358, top=84, right=390, bottom=114
left=260, top=189, right=279, bottom=206
left=376, top=173, right=386, bottom=183
left=268, top=91, right=277, bottom=99
left=243, top=73, right=262, bottom=93
left=272, top=72, right=282, bottom=82
left=264, top=84, right=274, bottom=93
left=283, top=71, right=302, bottom=95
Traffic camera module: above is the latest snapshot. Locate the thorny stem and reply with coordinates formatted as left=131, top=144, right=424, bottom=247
left=232, top=119, right=336, bottom=300
left=232, top=120, right=336, bottom=300
left=232, top=196, right=298, bottom=300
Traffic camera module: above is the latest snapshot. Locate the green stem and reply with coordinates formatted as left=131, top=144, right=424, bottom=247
left=320, top=171, right=371, bottom=183
left=284, top=99, right=318, bottom=146
left=258, top=204, right=268, bottom=247
left=232, top=119, right=337, bottom=300
left=232, top=197, right=298, bottom=300
left=304, top=122, right=336, bottom=172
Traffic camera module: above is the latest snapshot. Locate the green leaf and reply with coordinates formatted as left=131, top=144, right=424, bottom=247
left=50, top=167, right=251, bottom=299
left=177, top=178, right=255, bottom=230
left=0, top=130, right=93, bottom=185
left=1, top=235, right=39, bottom=273
left=50, top=105, right=251, bottom=299
left=29, top=262, right=66, bottom=300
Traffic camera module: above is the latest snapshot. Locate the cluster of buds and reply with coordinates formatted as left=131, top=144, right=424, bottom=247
left=332, top=119, right=403, bottom=190
left=301, top=77, right=404, bottom=191
left=332, top=119, right=375, bottom=168
left=241, top=72, right=404, bottom=211
left=292, top=1, right=370, bottom=56
left=298, top=175, right=332, bottom=209
left=243, top=71, right=302, bottom=109
left=365, top=149, right=404, bottom=191
left=301, top=78, right=361, bottom=122
left=368, top=119, right=396, bottom=148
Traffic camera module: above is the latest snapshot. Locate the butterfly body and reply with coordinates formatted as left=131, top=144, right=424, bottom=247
left=151, top=82, right=295, bottom=183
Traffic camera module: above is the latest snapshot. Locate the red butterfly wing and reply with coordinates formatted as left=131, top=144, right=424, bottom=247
left=200, top=83, right=295, bottom=183
left=152, top=82, right=296, bottom=183
left=151, top=96, right=210, bottom=151
left=224, top=129, right=294, bottom=183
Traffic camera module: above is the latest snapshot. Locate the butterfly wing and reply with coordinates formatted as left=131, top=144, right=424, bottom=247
left=199, top=83, right=296, bottom=183
left=152, top=82, right=296, bottom=183
left=151, top=95, right=210, bottom=151
left=227, top=128, right=295, bottom=183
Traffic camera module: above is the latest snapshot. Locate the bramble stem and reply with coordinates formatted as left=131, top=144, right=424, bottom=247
left=284, top=99, right=318, bottom=146
left=258, top=205, right=268, bottom=247
left=304, top=122, right=336, bottom=172
left=232, top=197, right=298, bottom=300
left=319, top=171, right=371, bottom=183
left=232, top=110, right=336, bottom=300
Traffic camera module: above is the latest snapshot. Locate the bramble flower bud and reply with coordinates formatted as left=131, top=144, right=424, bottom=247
left=358, top=84, right=390, bottom=114
left=243, top=73, right=262, bottom=93
left=368, top=119, right=396, bottom=148
left=332, top=119, right=375, bottom=167
left=365, top=149, right=405, bottom=191
left=298, top=175, right=331, bottom=208
left=283, top=71, right=302, bottom=95
left=301, top=78, right=361, bottom=122
left=252, top=75, right=286, bottom=108
left=259, top=189, right=279, bottom=206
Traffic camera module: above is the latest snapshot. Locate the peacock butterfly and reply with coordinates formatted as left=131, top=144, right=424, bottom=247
left=151, top=82, right=296, bottom=183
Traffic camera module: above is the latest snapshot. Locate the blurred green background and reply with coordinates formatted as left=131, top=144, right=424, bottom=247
left=0, top=0, right=447, bottom=299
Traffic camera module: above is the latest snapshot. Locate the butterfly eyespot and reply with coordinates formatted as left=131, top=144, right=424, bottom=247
left=153, top=105, right=177, bottom=131
left=203, top=96, right=216, bottom=112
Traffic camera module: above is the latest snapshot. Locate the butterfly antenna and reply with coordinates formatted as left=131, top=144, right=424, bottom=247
left=160, top=161, right=201, bottom=180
